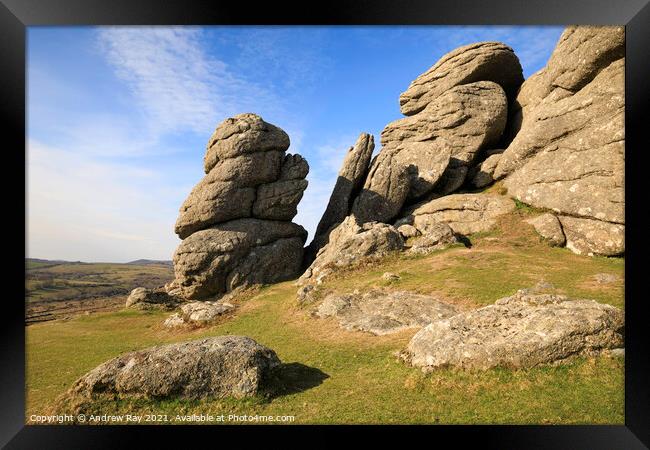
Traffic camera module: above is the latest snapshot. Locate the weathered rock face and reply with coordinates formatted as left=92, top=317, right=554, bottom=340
left=558, top=216, right=624, bottom=256
left=63, top=336, right=281, bottom=400
left=203, top=113, right=290, bottom=173
left=399, top=42, right=523, bottom=116
left=526, top=213, right=566, bottom=247
left=503, top=26, right=625, bottom=143
left=125, top=287, right=179, bottom=310
left=351, top=81, right=508, bottom=224
left=385, top=81, right=507, bottom=184
left=173, top=219, right=307, bottom=300
left=500, top=59, right=624, bottom=221
left=395, top=193, right=515, bottom=236
left=406, top=222, right=458, bottom=255
left=469, top=152, right=502, bottom=189
left=172, top=114, right=308, bottom=300
left=316, top=289, right=459, bottom=335
left=307, top=133, right=375, bottom=259
left=299, top=215, right=404, bottom=287
left=403, top=289, right=624, bottom=371
left=164, top=301, right=235, bottom=328
left=493, top=27, right=624, bottom=255
left=350, top=148, right=411, bottom=223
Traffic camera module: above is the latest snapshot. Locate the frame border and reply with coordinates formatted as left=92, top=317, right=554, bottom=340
left=3, top=0, right=649, bottom=447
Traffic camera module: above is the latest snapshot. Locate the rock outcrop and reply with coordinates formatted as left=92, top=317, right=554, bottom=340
left=316, top=289, right=459, bottom=335
left=395, top=193, right=515, bottom=236
left=405, top=222, right=459, bottom=255
left=171, top=114, right=309, bottom=300
left=351, top=81, right=509, bottom=224
left=494, top=26, right=624, bottom=255
left=399, top=42, right=524, bottom=116
left=306, top=133, right=375, bottom=261
left=403, top=288, right=624, bottom=371
left=299, top=215, right=404, bottom=288
left=61, top=336, right=281, bottom=400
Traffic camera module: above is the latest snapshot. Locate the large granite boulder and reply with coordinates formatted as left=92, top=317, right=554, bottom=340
left=395, top=193, right=515, bottom=236
left=171, top=114, right=309, bottom=300
left=61, top=336, right=281, bottom=401
left=502, top=26, right=625, bottom=144
left=173, top=219, right=307, bottom=300
left=316, top=289, right=459, bottom=335
left=399, top=42, right=523, bottom=116
left=307, top=133, right=375, bottom=260
left=384, top=81, right=508, bottom=196
left=352, top=81, right=509, bottom=225
left=403, top=288, right=624, bottom=371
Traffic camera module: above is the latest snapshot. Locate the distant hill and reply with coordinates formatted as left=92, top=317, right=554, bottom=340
left=126, top=259, right=173, bottom=266
left=26, top=258, right=172, bottom=268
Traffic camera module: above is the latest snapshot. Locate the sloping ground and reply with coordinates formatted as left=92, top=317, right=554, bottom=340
left=26, top=207, right=624, bottom=424
left=25, top=262, right=174, bottom=323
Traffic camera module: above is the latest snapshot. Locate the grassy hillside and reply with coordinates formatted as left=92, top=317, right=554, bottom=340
left=26, top=208, right=624, bottom=424
left=26, top=261, right=174, bottom=323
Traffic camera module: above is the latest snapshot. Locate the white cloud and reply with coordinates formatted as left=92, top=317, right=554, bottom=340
left=97, top=27, right=281, bottom=138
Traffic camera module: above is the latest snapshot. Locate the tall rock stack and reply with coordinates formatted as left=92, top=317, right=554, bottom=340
left=170, top=113, right=309, bottom=300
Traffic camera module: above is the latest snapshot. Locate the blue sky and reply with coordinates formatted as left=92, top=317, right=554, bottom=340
left=27, top=25, right=564, bottom=262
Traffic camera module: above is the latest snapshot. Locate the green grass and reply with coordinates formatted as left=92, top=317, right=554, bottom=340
left=26, top=211, right=625, bottom=425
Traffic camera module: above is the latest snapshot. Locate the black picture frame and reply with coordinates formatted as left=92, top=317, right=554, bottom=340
left=3, top=0, right=648, bottom=447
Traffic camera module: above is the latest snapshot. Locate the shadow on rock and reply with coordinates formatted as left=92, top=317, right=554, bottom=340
left=455, top=233, right=472, bottom=248
left=265, top=362, right=330, bottom=398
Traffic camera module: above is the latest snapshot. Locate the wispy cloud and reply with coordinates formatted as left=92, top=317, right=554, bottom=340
left=97, top=27, right=282, bottom=137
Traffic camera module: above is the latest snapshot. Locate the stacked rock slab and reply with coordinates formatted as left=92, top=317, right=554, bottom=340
left=349, top=43, right=522, bottom=225
left=171, top=114, right=309, bottom=300
left=495, top=26, right=625, bottom=256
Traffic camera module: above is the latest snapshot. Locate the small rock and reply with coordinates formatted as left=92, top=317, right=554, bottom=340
left=397, top=224, right=419, bottom=239
left=163, top=313, right=185, bottom=328
left=296, top=285, right=317, bottom=304
left=163, top=301, right=235, bottom=328
left=593, top=273, right=619, bottom=284
left=126, top=287, right=179, bottom=310
left=382, top=272, right=401, bottom=282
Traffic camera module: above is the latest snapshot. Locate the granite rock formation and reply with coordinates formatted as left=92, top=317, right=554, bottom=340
left=171, top=114, right=308, bottom=300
